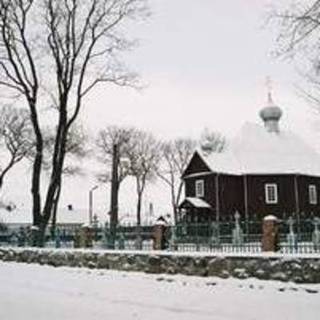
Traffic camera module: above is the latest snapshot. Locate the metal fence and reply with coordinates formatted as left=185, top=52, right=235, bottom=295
left=1, top=217, right=320, bottom=254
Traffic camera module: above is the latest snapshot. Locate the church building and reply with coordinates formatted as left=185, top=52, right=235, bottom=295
left=179, top=94, right=320, bottom=223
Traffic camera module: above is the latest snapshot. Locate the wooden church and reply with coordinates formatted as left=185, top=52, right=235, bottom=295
left=179, top=94, right=320, bottom=223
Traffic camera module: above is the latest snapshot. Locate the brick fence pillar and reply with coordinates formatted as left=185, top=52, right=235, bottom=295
left=152, top=222, right=168, bottom=250
left=262, top=215, right=279, bottom=252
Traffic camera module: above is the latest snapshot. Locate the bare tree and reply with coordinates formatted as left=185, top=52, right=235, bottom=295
left=96, top=125, right=134, bottom=184
left=199, top=128, right=226, bottom=157
left=157, top=138, right=197, bottom=223
left=96, top=125, right=134, bottom=227
left=0, top=105, right=33, bottom=191
left=0, top=0, right=148, bottom=245
left=126, top=130, right=160, bottom=228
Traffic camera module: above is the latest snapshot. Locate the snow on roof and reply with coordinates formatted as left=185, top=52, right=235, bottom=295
left=181, top=197, right=211, bottom=208
left=263, top=215, right=279, bottom=221
left=203, top=150, right=242, bottom=175
left=155, top=220, right=167, bottom=226
left=202, top=122, right=320, bottom=177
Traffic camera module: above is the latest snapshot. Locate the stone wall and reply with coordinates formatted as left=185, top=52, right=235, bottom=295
left=0, top=248, right=320, bottom=283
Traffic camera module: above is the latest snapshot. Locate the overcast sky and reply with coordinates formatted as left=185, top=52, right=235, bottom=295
left=2, top=0, right=320, bottom=224
left=82, top=0, right=313, bottom=139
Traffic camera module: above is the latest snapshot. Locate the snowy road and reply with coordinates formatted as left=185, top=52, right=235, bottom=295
left=0, top=262, right=319, bottom=320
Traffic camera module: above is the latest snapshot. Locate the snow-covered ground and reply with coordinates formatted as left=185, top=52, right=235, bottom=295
left=0, top=262, right=319, bottom=320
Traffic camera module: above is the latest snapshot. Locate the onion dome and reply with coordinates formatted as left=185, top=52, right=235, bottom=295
left=259, top=92, right=282, bottom=133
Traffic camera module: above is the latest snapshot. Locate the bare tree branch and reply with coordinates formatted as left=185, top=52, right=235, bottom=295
left=156, top=138, right=197, bottom=223
left=0, top=105, right=33, bottom=189
left=0, top=0, right=148, bottom=245
left=126, top=130, right=160, bottom=226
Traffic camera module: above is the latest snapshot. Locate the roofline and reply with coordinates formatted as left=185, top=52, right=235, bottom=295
left=183, top=171, right=213, bottom=179
left=184, top=171, right=320, bottom=179
left=182, top=151, right=320, bottom=179
left=242, top=172, right=320, bottom=178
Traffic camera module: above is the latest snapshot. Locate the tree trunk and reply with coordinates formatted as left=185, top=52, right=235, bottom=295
left=137, top=192, right=142, bottom=226
left=108, top=144, right=120, bottom=249
left=33, top=216, right=47, bottom=247
left=170, top=184, right=177, bottom=224
left=173, top=181, right=184, bottom=225
left=173, top=204, right=178, bottom=225
left=50, top=183, right=61, bottom=238
left=35, top=109, right=68, bottom=246
left=29, top=99, right=43, bottom=229
left=135, top=191, right=143, bottom=250
left=110, top=143, right=119, bottom=226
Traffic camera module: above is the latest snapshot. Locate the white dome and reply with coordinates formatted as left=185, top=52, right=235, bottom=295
left=259, top=93, right=282, bottom=133
left=259, top=105, right=282, bottom=122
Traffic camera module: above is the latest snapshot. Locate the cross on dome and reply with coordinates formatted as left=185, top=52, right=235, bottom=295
left=265, top=76, right=274, bottom=105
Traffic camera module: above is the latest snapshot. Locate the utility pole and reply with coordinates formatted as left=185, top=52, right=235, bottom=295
left=89, top=185, right=98, bottom=225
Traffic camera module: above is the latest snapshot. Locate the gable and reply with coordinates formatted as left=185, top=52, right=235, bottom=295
left=182, top=152, right=211, bottom=178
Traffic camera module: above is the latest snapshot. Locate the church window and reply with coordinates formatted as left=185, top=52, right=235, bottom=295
left=195, top=179, right=204, bottom=198
left=265, top=183, right=278, bottom=204
left=309, top=185, right=317, bottom=205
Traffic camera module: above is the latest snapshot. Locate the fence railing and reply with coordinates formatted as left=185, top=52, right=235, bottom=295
left=1, top=217, right=320, bottom=254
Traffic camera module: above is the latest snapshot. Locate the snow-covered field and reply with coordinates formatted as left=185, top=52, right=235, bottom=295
left=0, top=262, right=319, bottom=320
